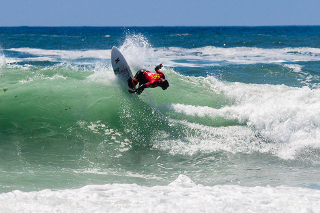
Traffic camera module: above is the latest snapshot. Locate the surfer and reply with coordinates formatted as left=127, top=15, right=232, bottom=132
left=128, top=63, right=169, bottom=94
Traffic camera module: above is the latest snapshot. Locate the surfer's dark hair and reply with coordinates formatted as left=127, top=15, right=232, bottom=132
left=161, top=79, right=169, bottom=90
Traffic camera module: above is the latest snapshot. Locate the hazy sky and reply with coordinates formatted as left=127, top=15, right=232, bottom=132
left=1, top=0, right=319, bottom=26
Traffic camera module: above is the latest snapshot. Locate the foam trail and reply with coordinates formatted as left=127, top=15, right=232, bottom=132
left=0, top=175, right=319, bottom=212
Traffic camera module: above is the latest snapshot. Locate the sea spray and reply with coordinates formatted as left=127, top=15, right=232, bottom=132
left=120, top=33, right=156, bottom=71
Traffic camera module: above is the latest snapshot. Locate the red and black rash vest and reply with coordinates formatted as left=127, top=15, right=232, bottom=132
left=142, top=68, right=165, bottom=88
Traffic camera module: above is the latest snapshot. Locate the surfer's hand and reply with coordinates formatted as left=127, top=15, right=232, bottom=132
left=155, top=63, right=163, bottom=71
left=136, top=89, right=143, bottom=95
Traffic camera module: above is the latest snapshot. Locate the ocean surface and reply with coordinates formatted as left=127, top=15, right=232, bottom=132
left=1, top=26, right=320, bottom=212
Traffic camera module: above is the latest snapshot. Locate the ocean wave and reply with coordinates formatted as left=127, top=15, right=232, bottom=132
left=2, top=62, right=320, bottom=161
left=155, top=76, right=320, bottom=160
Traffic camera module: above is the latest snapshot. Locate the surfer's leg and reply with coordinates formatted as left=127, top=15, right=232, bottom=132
left=128, top=77, right=139, bottom=89
left=134, top=69, right=145, bottom=80
left=127, top=77, right=136, bottom=89
left=128, top=70, right=145, bottom=88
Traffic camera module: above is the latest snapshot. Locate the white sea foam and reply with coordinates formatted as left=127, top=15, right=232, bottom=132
left=284, top=64, right=303, bottom=73
left=7, top=46, right=320, bottom=68
left=0, top=54, right=4, bottom=76
left=283, top=64, right=315, bottom=85
left=0, top=175, right=319, bottom=213
left=7, top=48, right=111, bottom=60
left=119, top=34, right=157, bottom=70
left=153, top=46, right=320, bottom=67
left=86, top=64, right=116, bottom=86
left=0, top=54, right=5, bottom=67
left=161, top=76, right=320, bottom=160
left=153, top=122, right=267, bottom=156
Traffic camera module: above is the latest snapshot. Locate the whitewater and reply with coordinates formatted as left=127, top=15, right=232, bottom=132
left=1, top=26, right=320, bottom=212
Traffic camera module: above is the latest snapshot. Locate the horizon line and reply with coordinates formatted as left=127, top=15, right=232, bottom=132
left=0, top=25, right=320, bottom=28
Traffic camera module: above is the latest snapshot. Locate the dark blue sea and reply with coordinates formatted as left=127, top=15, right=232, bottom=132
left=1, top=26, right=320, bottom=212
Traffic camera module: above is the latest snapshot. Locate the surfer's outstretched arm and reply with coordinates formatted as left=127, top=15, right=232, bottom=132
left=155, top=63, right=163, bottom=72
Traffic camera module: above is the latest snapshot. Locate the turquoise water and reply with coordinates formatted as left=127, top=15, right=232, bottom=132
left=1, top=27, right=320, bottom=212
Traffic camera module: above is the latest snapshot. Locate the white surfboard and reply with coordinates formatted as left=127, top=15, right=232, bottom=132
left=111, top=46, right=133, bottom=85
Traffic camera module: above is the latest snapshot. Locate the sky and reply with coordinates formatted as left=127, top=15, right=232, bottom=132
left=1, top=0, right=320, bottom=27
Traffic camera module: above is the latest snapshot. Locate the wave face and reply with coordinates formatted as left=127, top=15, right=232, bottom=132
left=1, top=27, right=320, bottom=211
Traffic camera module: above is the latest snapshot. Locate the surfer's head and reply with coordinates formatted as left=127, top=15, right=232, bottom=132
left=160, top=78, right=169, bottom=90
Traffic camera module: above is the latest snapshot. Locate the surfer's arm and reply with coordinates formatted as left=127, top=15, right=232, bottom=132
left=155, top=63, right=163, bottom=73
